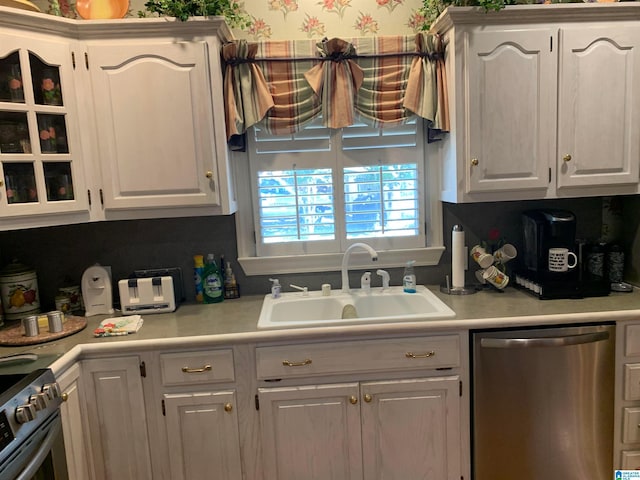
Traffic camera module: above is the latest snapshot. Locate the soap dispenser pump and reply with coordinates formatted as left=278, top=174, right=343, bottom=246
left=403, top=260, right=416, bottom=293
left=269, top=278, right=281, bottom=298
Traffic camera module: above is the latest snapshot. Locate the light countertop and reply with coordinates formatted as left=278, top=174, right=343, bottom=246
left=0, top=285, right=638, bottom=374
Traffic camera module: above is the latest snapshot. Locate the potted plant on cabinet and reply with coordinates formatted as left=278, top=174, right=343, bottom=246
left=140, top=0, right=250, bottom=27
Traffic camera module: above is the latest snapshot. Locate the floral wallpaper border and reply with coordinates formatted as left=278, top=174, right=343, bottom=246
left=32, top=0, right=426, bottom=39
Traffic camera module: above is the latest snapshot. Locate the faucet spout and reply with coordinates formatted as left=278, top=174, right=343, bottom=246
left=341, top=243, right=378, bottom=293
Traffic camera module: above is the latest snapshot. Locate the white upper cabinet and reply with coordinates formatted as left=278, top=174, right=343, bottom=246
left=557, top=25, right=640, bottom=189
left=86, top=40, right=223, bottom=213
left=0, top=26, right=90, bottom=230
left=435, top=4, right=640, bottom=203
left=0, top=9, right=236, bottom=229
left=466, top=28, right=555, bottom=194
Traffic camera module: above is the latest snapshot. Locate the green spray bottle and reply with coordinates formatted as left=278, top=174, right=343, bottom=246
left=203, top=253, right=224, bottom=304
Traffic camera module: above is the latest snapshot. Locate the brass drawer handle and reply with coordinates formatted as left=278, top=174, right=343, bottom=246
left=405, top=351, right=435, bottom=359
left=282, top=359, right=312, bottom=367
left=563, top=154, right=572, bottom=162
left=364, top=393, right=372, bottom=403
left=181, top=364, right=212, bottom=373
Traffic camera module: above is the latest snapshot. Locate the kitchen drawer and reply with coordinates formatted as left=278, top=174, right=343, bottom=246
left=625, top=364, right=640, bottom=401
left=160, top=349, right=234, bottom=386
left=626, top=324, right=640, bottom=356
left=623, top=407, right=640, bottom=444
left=622, top=451, right=640, bottom=469
left=256, top=335, right=460, bottom=380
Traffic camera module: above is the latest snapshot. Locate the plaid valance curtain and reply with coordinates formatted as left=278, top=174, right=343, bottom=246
left=222, top=34, right=449, bottom=142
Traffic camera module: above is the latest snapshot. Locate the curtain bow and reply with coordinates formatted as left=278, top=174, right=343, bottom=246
left=304, top=38, right=364, bottom=129
left=222, top=40, right=274, bottom=140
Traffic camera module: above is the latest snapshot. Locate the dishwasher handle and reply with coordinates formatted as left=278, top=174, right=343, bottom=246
left=480, top=331, right=610, bottom=348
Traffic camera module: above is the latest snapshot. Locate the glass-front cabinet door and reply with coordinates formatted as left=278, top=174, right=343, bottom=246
left=0, top=35, right=87, bottom=224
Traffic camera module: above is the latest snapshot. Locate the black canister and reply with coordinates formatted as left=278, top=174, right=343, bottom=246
left=607, top=244, right=625, bottom=284
left=586, top=243, right=606, bottom=278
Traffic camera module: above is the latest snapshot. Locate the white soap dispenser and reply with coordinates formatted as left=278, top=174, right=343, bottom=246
left=269, top=278, right=281, bottom=298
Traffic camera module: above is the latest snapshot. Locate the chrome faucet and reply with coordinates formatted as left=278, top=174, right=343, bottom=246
left=341, top=243, right=378, bottom=293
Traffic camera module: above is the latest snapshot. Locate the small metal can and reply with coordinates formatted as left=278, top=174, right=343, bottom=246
left=22, top=314, right=39, bottom=337
left=47, top=310, right=64, bottom=333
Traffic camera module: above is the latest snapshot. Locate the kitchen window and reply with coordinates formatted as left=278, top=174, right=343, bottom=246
left=235, top=116, right=444, bottom=276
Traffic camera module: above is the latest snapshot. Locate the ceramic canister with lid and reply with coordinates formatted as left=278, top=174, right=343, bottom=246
left=0, top=260, right=40, bottom=321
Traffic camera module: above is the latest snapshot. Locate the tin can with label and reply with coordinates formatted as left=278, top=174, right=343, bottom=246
left=0, top=261, right=40, bottom=321
left=58, top=285, right=83, bottom=312
left=22, top=314, right=39, bottom=337
left=55, top=295, right=71, bottom=314
left=47, top=310, right=64, bottom=333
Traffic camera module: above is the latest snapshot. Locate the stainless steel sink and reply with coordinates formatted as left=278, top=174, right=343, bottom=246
left=257, top=285, right=455, bottom=329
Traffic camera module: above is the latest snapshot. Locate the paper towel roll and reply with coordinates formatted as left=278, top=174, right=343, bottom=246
left=451, top=225, right=466, bottom=288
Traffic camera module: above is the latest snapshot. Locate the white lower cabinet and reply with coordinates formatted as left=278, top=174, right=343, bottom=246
left=259, top=376, right=460, bottom=480
left=159, top=348, right=243, bottom=480
left=57, top=363, right=91, bottom=480
left=615, top=322, right=640, bottom=468
left=257, top=335, right=464, bottom=480
left=163, top=391, right=243, bottom=480
left=259, top=383, right=364, bottom=480
left=81, top=356, right=153, bottom=480
left=58, top=333, right=466, bottom=480
left=361, top=377, right=460, bottom=480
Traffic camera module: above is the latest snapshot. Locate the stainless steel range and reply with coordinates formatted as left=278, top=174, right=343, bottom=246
left=0, top=368, right=68, bottom=480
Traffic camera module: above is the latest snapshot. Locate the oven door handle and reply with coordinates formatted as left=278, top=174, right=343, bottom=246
left=479, top=331, right=610, bottom=348
left=15, top=416, right=62, bottom=480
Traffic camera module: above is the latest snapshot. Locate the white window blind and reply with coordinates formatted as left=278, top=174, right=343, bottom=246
left=249, top=117, right=425, bottom=257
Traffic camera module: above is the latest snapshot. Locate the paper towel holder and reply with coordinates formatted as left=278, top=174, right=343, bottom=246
left=440, top=274, right=478, bottom=295
left=440, top=224, right=478, bottom=295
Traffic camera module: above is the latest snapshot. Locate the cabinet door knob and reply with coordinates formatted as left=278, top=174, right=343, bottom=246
left=61, top=392, right=69, bottom=402
left=349, top=395, right=358, bottom=405
left=363, top=393, right=372, bottom=403
left=206, top=171, right=213, bottom=179
left=563, top=154, right=572, bottom=162
left=224, top=403, right=233, bottom=413
left=471, top=158, right=479, bottom=167
left=0, top=180, right=3, bottom=187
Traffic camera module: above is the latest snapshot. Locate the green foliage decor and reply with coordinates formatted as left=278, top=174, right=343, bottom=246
left=140, top=0, right=251, bottom=28
left=420, top=0, right=522, bottom=31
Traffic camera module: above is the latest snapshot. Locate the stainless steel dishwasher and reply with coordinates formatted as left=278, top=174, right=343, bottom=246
left=472, top=323, right=614, bottom=480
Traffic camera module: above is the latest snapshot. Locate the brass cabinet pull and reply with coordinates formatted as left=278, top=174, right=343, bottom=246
left=0, top=180, right=3, bottom=187
left=563, top=154, right=572, bottom=162
left=224, top=403, right=233, bottom=413
left=471, top=158, right=479, bottom=166
left=363, top=394, right=372, bottom=403
left=405, top=351, right=435, bottom=359
left=206, top=171, right=213, bottom=179
left=61, top=392, right=69, bottom=402
left=181, top=364, right=212, bottom=373
left=282, top=359, right=312, bottom=367
left=349, top=395, right=358, bottom=405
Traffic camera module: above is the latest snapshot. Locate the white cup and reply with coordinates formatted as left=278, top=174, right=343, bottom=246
left=482, top=265, right=509, bottom=289
left=493, top=244, right=517, bottom=265
left=470, top=245, right=494, bottom=269
left=548, top=247, right=577, bottom=272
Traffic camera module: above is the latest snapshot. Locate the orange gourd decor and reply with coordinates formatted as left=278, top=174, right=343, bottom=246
left=76, top=0, right=129, bottom=19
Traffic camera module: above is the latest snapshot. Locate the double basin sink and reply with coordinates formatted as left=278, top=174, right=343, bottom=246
left=257, top=285, right=455, bottom=329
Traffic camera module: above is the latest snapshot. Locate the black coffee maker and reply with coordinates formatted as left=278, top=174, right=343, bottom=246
left=517, top=209, right=609, bottom=299
left=522, top=210, right=576, bottom=273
